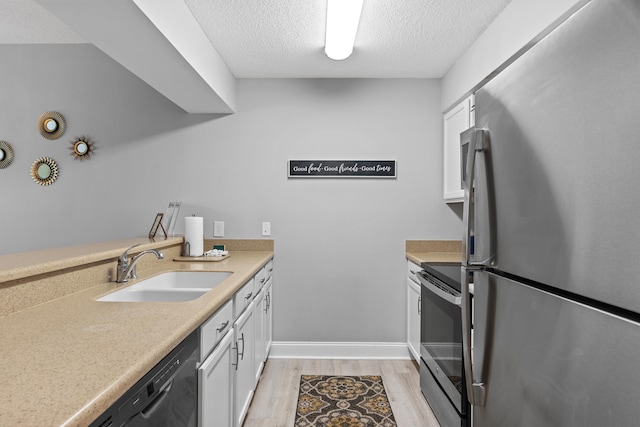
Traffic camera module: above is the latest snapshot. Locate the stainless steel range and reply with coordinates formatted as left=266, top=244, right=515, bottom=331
left=417, top=262, right=469, bottom=427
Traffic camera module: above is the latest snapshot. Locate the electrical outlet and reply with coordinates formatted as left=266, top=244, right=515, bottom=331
left=262, top=222, right=271, bottom=236
left=214, top=221, right=224, bottom=237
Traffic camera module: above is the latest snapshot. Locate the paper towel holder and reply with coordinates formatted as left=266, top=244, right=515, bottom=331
left=148, top=213, right=167, bottom=239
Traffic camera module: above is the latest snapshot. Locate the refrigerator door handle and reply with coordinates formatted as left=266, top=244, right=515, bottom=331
left=461, top=127, right=478, bottom=266
left=461, top=127, right=494, bottom=266
left=462, top=267, right=486, bottom=406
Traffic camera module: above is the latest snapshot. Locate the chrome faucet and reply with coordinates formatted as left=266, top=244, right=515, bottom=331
left=116, top=244, right=164, bottom=283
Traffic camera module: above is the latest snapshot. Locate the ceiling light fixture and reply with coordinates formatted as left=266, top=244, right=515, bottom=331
left=324, top=0, right=364, bottom=61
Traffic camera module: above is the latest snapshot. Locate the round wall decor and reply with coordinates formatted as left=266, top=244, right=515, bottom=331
left=69, top=136, right=95, bottom=160
left=38, top=111, right=66, bottom=140
left=30, top=157, right=59, bottom=185
left=0, top=141, right=14, bottom=169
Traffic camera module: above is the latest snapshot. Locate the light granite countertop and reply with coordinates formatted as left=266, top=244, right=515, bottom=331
left=0, top=237, right=273, bottom=426
left=405, top=239, right=462, bottom=265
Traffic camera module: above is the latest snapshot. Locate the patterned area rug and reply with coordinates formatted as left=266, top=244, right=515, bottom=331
left=295, top=375, right=397, bottom=427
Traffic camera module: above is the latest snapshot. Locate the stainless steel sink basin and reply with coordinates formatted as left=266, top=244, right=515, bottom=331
left=97, top=271, right=232, bottom=302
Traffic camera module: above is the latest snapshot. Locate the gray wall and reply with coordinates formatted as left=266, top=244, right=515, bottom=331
left=1, top=44, right=462, bottom=342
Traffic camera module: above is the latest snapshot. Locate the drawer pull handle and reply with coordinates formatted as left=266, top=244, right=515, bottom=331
left=232, top=343, right=239, bottom=370
left=238, top=333, right=245, bottom=360
left=244, top=292, right=253, bottom=300
left=260, top=278, right=266, bottom=283
left=217, top=320, right=229, bottom=332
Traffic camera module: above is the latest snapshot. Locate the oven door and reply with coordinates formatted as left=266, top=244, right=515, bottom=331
left=419, top=272, right=467, bottom=416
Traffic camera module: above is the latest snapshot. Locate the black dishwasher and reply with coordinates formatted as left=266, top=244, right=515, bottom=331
left=90, top=331, right=198, bottom=427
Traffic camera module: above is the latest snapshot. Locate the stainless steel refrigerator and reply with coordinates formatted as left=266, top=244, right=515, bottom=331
left=460, top=0, right=640, bottom=425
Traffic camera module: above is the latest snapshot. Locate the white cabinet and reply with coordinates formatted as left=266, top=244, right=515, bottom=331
left=199, top=300, right=233, bottom=361
left=198, top=330, right=234, bottom=427
left=198, top=257, right=273, bottom=427
left=443, top=95, right=475, bottom=203
left=407, top=278, right=421, bottom=362
left=406, top=260, right=421, bottom=363
left=198, top=300, right=234, bottom=427
left=253, top=260, right=274, bottom=385
left=263, top=277, right=273, bottom=359
left=234, top=278, right=255, bottom=318
left=253, top=284, right=266, bottom=384
left=234, top=299, right=255, bottom=427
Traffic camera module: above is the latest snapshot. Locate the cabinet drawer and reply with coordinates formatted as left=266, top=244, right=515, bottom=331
left=199, top=300, right=233, bottom=362
left=407, top=260, right=421, bottom=284
left=265, top=259, right=273, bottom=281
left=234, top=278, right=255, bottom=319
left=254, top=267, right=267, bottom=293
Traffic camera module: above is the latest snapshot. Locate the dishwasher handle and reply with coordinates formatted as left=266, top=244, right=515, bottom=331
left=140, top=381, right=173, bottom=419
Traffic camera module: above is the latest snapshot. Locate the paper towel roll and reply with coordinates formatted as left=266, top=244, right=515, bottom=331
left=184, top=216, right=204, bottom=256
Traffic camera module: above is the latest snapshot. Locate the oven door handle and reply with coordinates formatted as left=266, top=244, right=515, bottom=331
left=419, top=275, right=461, bottom=306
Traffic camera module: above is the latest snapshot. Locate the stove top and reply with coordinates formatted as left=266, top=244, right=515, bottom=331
left=420, top=262, right=462, bottom=292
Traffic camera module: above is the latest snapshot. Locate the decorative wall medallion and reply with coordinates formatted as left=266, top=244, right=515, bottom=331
left=69, top=136, right=95, bottom=160
left=38, top=111, right=66, bottom=140
left=0, top=141, right=14, bottom=169
left=30, top=157, right=59, bottom=185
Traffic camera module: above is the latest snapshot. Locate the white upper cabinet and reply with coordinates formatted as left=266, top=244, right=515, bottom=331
left=443, top=95, right=475, bottom=203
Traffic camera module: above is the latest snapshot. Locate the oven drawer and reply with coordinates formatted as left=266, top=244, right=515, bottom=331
left=420, top=359, right=469, bottom=427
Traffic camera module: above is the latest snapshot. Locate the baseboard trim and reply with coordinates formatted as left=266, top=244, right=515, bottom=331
left=269, top=341, right=412, bottom=360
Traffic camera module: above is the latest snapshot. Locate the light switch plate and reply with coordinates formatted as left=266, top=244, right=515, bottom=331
left=214, top=221, right=224, bottom=237
left=262, top=222, right=271, bottom=236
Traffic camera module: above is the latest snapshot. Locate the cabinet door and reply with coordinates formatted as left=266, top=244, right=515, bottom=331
left=443, top=95, right=475, bottom=203
left=407, top=278, right=421, bottom=362
left=253, top=286, right=266, bottom=384
left=263, top=278, right=273, bottom=360
left=234, top=300, right=255, bottom=427
left=198, top=330, right=234, bottom=427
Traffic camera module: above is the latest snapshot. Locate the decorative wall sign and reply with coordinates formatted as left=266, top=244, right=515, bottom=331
left=38, top=111, right=66, bottom=140
left=0, top=141, right=14, bottom=169
left=288, top=160, right=396, bottom=178
left=30, top=157, right=59, bottom=185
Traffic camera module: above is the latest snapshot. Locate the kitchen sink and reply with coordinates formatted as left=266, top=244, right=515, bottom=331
left=97, top=271, right=232, bottom=302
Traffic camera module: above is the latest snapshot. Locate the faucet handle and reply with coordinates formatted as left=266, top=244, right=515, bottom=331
left=119, top=244, right=141, bottom=264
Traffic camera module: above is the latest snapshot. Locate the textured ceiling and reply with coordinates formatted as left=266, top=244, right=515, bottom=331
left=0, top=0, right=85, bottom=44
left=2, top=0, right=512, bottom=78
left=183, top=0, right=512, bottom=78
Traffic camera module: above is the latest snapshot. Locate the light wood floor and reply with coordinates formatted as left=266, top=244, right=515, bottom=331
left=243, top=359, right=441, bottom=427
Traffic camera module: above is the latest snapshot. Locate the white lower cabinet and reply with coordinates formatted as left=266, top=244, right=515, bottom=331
left=263, top=278, right=273, bottom=359
left=234, top=299, right=255, bottom=427
left=407, top=260, right=421, bottom=363
left=253, top=285, right=266, bottom=384
left=197, top=258, right=274, bottom=427
left=198, top=330, right=234, bottom=427
left=407, top=278, right=421, bottom=362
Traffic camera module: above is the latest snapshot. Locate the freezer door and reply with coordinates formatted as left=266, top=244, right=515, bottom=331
left=471, top=270, right=640, bottom=427
left=473, top=0, right=640, bottom=312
